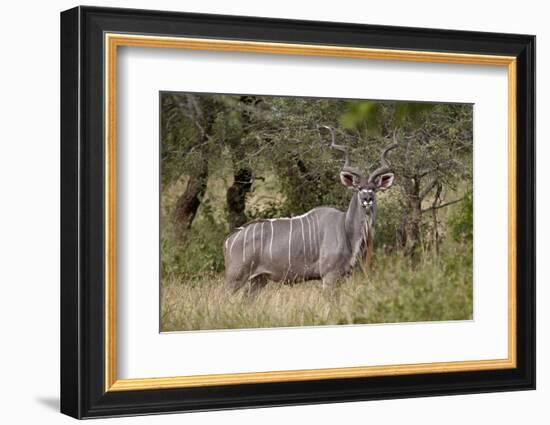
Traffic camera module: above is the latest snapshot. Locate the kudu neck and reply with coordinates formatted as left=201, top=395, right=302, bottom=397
left=345, top=192, right=375, bottom=246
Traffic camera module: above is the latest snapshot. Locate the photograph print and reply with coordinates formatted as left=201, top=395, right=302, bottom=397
left=160, top=93, right=473, bottom=332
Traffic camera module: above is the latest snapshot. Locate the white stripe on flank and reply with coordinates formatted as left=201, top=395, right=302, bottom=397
left=291, top=210, right=312, bottom=219
left=249, top=259, right=254, bottom=280
left=252, top=223, right=257, bottom=254
left=229, top=230, right=241, bottom=256
left=269, top=220, right=274, bottom=261
left=300, top=217, right=305, bottom=258
left=311, top=213, right=317, bottom=252
left=314, top=214, right=321, bottom=253
left=315, top=214, right=321, bottom=254
left=266, top=211, right=311, bottom=222
left=243, top=226, right=250, bottom=263
left=260, top=222, right=264, bottom=255
left=305, top=215, right=312, bottom=260
left=288, top=218, right=293, bottom=268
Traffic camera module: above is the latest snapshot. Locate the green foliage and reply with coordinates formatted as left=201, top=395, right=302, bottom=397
left=448, top=195, right=473, bottom=242
left=159, top=93, right=474, bottom=331
left=340, top=101, right=382, bottom=136
left=161, top=94, right=472, bottom=244
left=349, top=239, right=473, bottom=324
left=161, top=232, right=225, bottom=282
left=161, top=203, right=227, bottom=281
left=247, top=200, right=288, bottom=220
left=340, top=101, right=436, bottom=136
left=161, top=238, right=473, bottom=331
left=372, top=192, right=403, bottom=249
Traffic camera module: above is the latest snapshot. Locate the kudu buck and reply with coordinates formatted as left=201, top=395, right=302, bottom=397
left=224, top=126, right=397, bottom=295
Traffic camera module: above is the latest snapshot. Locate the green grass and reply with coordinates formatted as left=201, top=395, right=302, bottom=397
left=160, top=172, right=473, bottom=332
left=160, top=238, right=472, bottom=332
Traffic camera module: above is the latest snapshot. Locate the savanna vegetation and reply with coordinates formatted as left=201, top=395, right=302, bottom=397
left=160, top=93, right=473, bottom=332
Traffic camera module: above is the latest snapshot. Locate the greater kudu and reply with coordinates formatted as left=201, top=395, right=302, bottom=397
left=224, top=127, right=397, bottom=295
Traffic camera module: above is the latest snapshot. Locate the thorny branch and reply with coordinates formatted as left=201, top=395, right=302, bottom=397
left=422, top=197, right=465, bottom=213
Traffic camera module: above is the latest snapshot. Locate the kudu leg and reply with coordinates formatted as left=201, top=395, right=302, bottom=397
left=225, top=264, right=268, bottom=299
left=224, top=268, right=249, bottom=294
left=320, top=272, right=346, bottom=301
left=245, top=275, right=268, bottom=299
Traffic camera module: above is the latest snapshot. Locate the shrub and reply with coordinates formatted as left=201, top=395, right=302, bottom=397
left=448, top=195, right=473, bottom=242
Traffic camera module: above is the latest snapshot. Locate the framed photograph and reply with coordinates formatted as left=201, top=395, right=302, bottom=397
left=60, top=6, right=535, bottom=419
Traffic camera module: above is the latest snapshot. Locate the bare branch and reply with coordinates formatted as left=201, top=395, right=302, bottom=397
left=172, top=94, right=206, bottom=138
left=419, top=177, right=439, bottom=200
left=185, top=94, right=203, bottom=119
left=182, top=137, right=212, bottom=157
left=418, top=158, right=461, bottom=178
left=422, top=196, right=465, bottom=213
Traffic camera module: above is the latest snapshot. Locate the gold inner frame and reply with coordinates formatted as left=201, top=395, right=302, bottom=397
left=104, top=33, right=517, bottom=392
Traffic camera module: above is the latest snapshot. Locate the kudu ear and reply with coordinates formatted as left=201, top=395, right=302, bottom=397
left=375, top=172, right=395, bottom=190
left=340, top=171, right=360, bottom=189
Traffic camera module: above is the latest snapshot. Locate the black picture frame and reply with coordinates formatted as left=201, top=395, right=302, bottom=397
left=61, top=5, right=535, bottom=419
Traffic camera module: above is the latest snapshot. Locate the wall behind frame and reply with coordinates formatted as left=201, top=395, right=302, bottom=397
left=0, top=1, right=543, bottom=424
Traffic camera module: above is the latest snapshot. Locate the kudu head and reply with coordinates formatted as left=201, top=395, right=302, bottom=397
left=320, top=126, right=397, bottom=211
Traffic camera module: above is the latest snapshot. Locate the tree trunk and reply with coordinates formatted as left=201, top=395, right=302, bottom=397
left=173, top=154, right=209, bottom=235
left=400, top=177, right=422, bottom=257
left=431, top=182, right=443, bottom=255
left=226, top=168, right=253, bottom=230
left=170, top=94, right=220, bottom=238
left=224, top=96, right=259, bottom=231
left=403, top=201, right=422, bottom=256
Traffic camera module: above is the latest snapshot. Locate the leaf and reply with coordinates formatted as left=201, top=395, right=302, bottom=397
left=340, top=101, right=382, bottom=136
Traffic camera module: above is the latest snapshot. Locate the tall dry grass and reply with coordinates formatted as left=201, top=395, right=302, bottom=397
left=160, top=239, right=472, bottom=332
